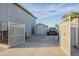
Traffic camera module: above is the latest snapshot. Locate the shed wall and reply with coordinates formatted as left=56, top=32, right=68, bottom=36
left=34, top=25, right=47, bottom=35
left=59, top=21, right=70, bottom=56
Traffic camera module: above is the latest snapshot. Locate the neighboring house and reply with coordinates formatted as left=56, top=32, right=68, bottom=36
left=0, top=3, right=36, bottom=38
left=59, top=14, right=79, bottom=55
left=0, top=3, right=36, bottom=48
left=34, top=23, right=48, bottom=35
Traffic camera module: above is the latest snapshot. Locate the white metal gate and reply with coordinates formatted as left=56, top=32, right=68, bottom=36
left=8, top=22, right=25, bottom=48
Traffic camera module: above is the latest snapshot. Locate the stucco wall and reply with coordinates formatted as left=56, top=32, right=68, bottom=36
left=59, top=17, right=79, bottom=55
left=0, top=3, right=36, bottom=38
left=59, top=21, right=70, bottom=56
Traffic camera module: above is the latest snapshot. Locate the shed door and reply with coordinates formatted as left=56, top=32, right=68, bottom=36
left=71, top=27, right=78, bottom=47
left=8, top=22, right=25, bottom=47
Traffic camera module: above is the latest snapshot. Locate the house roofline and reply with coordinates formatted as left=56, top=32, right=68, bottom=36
left=37, top=23, right=48, bottom=27
left=14, top=3, right=37, bottom=19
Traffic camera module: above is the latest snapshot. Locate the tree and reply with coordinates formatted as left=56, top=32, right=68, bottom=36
left=70, top=11, right=79, bottom=18
left=63, top=11, right=79, bottom=19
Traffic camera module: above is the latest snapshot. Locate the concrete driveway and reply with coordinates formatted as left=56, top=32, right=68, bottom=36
left=14, top=35, right=59, bottom=48
left=0, top=35, right=66, bottom=56
left=71, top=47, right=79, bottom=56
left=0, top=47, right=66, bottom=56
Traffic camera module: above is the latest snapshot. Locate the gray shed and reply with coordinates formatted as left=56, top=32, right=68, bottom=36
left=34, top=23, right=48, bottom=35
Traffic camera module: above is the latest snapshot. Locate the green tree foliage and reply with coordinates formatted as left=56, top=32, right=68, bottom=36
left=70, top=11, right=79, bottom=18
left=63, top=11, right=79, bottom=19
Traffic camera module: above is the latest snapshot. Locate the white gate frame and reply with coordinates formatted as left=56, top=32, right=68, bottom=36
left=8, top=22, right=25, bottom=48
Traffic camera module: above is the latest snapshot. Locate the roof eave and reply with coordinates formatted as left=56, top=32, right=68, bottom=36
left=14, top=3, right=37, bottom=19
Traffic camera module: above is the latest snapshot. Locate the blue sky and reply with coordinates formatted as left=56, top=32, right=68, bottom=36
left=20, top=3, right=79, bottom=27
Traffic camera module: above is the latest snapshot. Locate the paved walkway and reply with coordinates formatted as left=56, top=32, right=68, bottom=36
left=0, top=47, right=66, bottom=56
left=0, top=35, right=66, bottom=56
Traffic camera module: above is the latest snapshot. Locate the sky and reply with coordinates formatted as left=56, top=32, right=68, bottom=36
left=20, top=3, right=79, bottom=27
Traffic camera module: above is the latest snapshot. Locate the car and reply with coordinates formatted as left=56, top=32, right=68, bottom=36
left=47, top=31, right=58, bottom=35
left=47, top=28, right=58, bottom=35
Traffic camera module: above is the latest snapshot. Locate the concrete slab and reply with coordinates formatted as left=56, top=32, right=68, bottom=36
left=32, top=47, right=66, bottom=56
left=0, top=47, right=66, bottom=56
left=13, top=35, right=59, bottom=48
left=0, top=43, right=8, bottom=52
left=71, top=47, right=79, bottom=56
left=0, top=35, right=65, bottom=56
left=0, top=48, right=37, bottom=56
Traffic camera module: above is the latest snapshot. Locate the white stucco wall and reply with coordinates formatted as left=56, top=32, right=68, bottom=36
left=0, top=3, right=36, bottom=38
left=59, top=21, right=70, bottom=56
left=59, top=16, right=71, bottom=56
